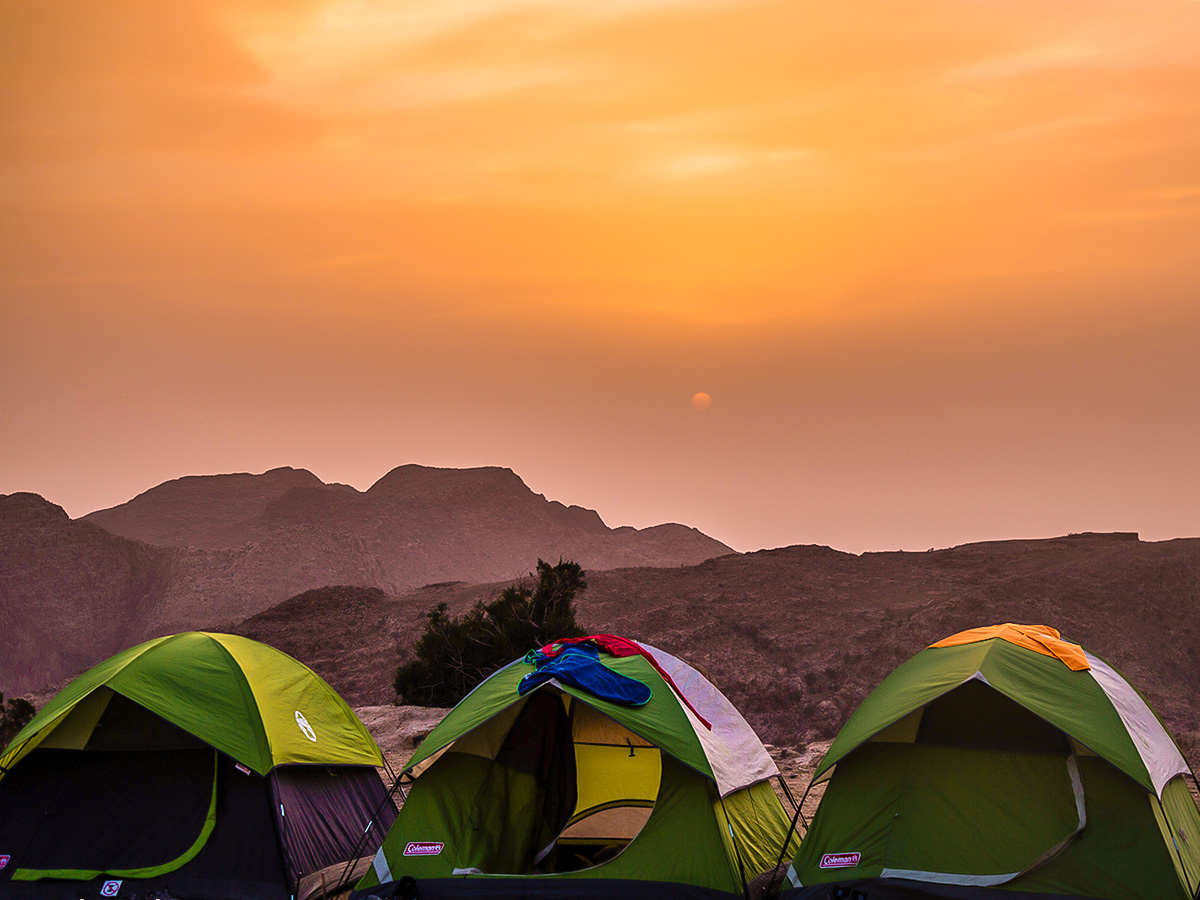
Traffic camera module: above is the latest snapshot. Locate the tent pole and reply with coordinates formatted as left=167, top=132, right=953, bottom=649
left=776, top=772, right=800, bottom=814
left=1155, top=791, right=1197, bottom=899
left=0, top=734, right=36, bottom=775
left=717, top=792, right=751, bottom=900
left=268, top=770, right=300, bottom=900
left=331, top=769, right=411, bottom=895
left=1190, top=772, right=1200, bottom=899
left=763, top=778, right=813, bottom=900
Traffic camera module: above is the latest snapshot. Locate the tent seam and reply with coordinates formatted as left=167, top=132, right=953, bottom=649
left=207, top=634, right=274, bottom=773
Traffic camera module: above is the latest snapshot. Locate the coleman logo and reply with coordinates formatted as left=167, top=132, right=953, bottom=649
left=819, top=852, right=861, bottom=869
left=0, top=855, right=10, bottom=870
left=100, top=880, right=123, bottom=897
left=403, top=842, right=444, bottom=856
left=295, top=710, right=317, bottom=742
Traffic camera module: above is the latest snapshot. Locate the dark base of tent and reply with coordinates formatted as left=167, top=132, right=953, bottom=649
left=782, top=879, right=1112, bottom=900
left=0, top=874, right=287, bottom=900
left=0, top=745, right=393, bottom=900
left=0, top=748, right=290, bottom=900
left=354, top=877, right=742, bottom=900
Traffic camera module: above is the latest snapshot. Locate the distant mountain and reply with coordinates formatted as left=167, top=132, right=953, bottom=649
left=0, top=493, right=168, bottom=695
left=2, top=466, right=731, bottom=695
left=231, top=532, right=1200, bottom=751
left=17, top=464, right=1198, bottom=759
left=84, top=465, right=732, bottom=589
left=83, top=466, right=331, bottom=549
left=0, top=492, right=382, bottom=695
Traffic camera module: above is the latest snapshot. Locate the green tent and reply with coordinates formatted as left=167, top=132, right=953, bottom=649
left=358, top=637, right=797, bottom=899
left=786, top=624, right=1200, bottom=900
left=0, top=632, right=395, bottom=900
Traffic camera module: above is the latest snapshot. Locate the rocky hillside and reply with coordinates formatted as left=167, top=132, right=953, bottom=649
left=84, top=465, right=732, bottom=589
left=231, top=532, right=1200, bottom=751
left=1, top=466, right=730, bottom=695
left=0, top=493, right=169, bottom=695
left=0, top=493, right=383, bottom=695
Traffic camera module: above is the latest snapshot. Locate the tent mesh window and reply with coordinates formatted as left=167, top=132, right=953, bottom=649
left=0, top=747, right=216, bottom=875
left=915, top=680, right=1072, bottom=754
left=0, top=694, right=217, bottom=877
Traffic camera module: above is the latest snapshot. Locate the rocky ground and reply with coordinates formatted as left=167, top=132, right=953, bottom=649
left=238, top=533, right=1200, bottom=754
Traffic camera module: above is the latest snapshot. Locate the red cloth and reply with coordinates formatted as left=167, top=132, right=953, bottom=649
left=540, top=634, right=712, bottom=729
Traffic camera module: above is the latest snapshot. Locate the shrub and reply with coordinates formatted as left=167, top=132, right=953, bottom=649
left=394, top=559, right=587, bottom=707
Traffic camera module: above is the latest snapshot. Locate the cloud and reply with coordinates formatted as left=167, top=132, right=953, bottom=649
left=0, top=0, right=322, bottom=162
left=2, top=0, right=1199, bottom=325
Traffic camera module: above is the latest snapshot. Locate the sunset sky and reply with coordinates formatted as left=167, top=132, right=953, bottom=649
left=3, top=0, right=1199, bottom=553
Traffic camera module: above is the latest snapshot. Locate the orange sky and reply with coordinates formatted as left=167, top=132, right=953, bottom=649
left=2, top=0, right=1199, bottom=552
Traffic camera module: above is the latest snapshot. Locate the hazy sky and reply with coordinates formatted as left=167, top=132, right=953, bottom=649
left=3, top=0, right=1199, bottom=553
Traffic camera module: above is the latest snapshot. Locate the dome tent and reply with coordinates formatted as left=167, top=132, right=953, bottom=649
left=785, top=624, right=1200, bottom=900
left=0, top=632, right=397, bottom=900
left=356, top=634, right=797, bottom=900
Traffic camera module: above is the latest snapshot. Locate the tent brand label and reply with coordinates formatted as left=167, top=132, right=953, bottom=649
left=819, top=852, right=861, bottom=869
left=294, top=710, right=317, bottom=742
left=235, top=762, right=252, bottom=775
left=0, top=855, right=9, bottom=870
left=404, top=842, right=444, bottom=856
left=100, top=880, right=123, bottom=897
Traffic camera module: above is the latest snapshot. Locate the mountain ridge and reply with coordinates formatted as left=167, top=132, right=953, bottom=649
left=9, top=467, right=1198, bottom=756
left=82, top=464, right=732, bottom=591
left=229, top=532, right=1200, bottom=750
left=2, top=465, right=732, bottom=694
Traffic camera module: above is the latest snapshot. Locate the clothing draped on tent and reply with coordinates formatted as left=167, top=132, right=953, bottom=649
left=538, top=634, right=711, bottom=728
left=519, top=645, right=652, bottom=706
left=929, top=622, right=1091, bottom=671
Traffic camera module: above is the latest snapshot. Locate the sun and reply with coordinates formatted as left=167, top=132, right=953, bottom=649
left=691, top=392, right=712, bottom=411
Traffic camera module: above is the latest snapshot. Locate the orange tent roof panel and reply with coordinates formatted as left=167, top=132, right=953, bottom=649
left=930, top=623, right=1091, bottom=671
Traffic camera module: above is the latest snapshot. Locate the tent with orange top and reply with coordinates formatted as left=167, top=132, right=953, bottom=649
left=785, top=624, right=1200, bottom=900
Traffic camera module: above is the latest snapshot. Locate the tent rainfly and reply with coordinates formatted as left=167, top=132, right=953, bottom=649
left=785, top=623, right=1200, bottom=900
left=356, top=634, right=798, bottom=900
left=0, top=632, right=397, bottom=900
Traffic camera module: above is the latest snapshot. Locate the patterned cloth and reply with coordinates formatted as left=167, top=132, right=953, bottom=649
left=518, top=644, right=651, bottom=706
left=537, top=634, right=712, bottom=728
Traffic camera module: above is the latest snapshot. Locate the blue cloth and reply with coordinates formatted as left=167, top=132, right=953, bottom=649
left=518, top=645, right=651, bottom=706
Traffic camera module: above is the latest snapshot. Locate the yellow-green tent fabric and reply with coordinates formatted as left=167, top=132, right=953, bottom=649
left=787, top=624, right=1200, bottom=900
left=359, top=638, right=797, bottom=899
